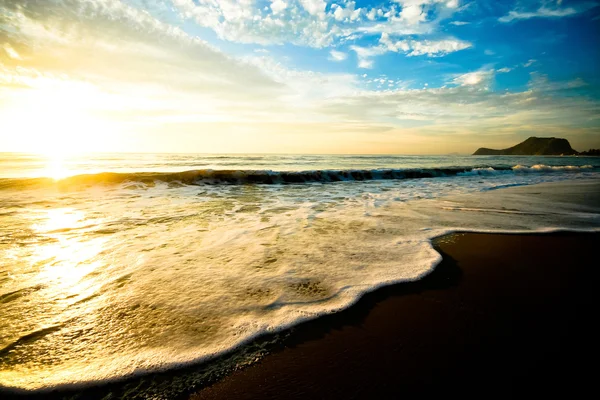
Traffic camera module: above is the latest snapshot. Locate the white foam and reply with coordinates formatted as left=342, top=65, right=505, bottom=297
left=0, top=177, right=599, bottom=393
left=512, top=164, right=594, bottom=173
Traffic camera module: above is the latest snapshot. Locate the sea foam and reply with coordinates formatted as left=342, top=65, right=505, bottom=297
left=0, top=157, right=599, bottom=396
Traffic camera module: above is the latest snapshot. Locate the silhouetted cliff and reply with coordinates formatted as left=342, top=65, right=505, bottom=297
left=578, top=149, right=600, bottom=156
left=473, top=137, right=578, bottom=156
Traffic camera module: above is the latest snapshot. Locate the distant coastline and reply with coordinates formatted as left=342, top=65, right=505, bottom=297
left=473, top=137, right=599, bottom=156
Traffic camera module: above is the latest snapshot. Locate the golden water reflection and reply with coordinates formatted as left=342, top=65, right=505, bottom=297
left=32, top=208, right=106, bottom=294
left=33, top=208, right=85, bottom=232
left=43, top=154, right=72, bottom=181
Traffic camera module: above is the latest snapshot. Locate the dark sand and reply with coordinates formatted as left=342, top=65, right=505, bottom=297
left=2, top=232, right=596, bottom=399
left=191, top=232, right=598, bottom=399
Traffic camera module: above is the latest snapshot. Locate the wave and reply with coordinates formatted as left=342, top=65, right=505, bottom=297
left=0, top=164, right=596, bottom=190
left=2, top=226, right=599, bottom=397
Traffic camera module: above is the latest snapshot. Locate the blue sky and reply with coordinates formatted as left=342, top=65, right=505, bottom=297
left=0, top=0, right=599, bottom=153
left=161, top=1, right=600, bottom=83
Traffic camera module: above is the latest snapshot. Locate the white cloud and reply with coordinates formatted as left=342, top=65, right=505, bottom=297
left=400, top=4, right=427, bottom=25
left=358, top=59, right=374, bottom=69
left=168, top=0, right=465, bottom=49
left=2, top=43, right=22, bottom=60
left=243, top=54, right=359, bottom=104
left=484, top=49, right=495, bottom=56
left=172, top=0, right=337, bottom=47
left=300, top=0, right=327, bottom=18
left=319, top=71, right=600, bottom=143
left=497, top=67, right=512, bottom=73
left=360, top=0, right=463, bottom=36
left=329, top=49, right=348, bottom=61
left=450, top=21, right=470, bottom=25
left=270, top=0, right=288, bottom=15
left=356, top=18, right=435, bottom=36
left=350, top=45, right=387, bottom=68
left=366, top=8, right=378, bottom=20
left=523, top=59, right=537, bottom=67
left=0, top=0, right=290, bottom=122
left=395, top=0, right=459, bottom=25
left=380, top=32, right=472, bottom=57
left=349, top=31, right=471, bottom=68
left=499, top=6, right=580, bottom=23
left=451, top=70, right=493, bottom=87
left=2, top=0, right=597, bottom=154
left=332, top=2, right=362, bottom=21
left=528, top=72, right=587, bottom=92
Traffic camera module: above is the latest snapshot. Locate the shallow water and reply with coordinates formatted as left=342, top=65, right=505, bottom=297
left=1, top=153, right=599, bottom=393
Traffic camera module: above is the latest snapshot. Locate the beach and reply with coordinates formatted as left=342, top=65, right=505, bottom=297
left=4, top=231, right=596, bottom=400
left=2, top=0, right=600, bottom=398
left=191, top=231, right=598, bottom=399
left=1, top=154, right=599, bottom=399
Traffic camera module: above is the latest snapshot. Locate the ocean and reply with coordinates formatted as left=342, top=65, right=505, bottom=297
left=1, top=153, right=599, bottom=396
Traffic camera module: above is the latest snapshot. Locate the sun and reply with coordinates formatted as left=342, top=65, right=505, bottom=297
left=1, top=76, right=120, bottom=157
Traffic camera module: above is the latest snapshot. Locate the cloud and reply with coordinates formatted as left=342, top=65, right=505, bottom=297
left=243, top=54, right=358, bottom=101
left=299, top=0, right=327, bottom=17
left=380, top=32, right=472, bottom=57
left=358, top=0, right=462, bottom=36
left=270, top=0, right=288, bottom=15
left=523, top=59, right=537, bottom=68
left=399, top=4, right=428, bottom=25
left=169, top=0, right=466, bottom=49
left=329, top=50, right=348, bottom=61
left=450, top=21, right=470, bottom=25
left=2, top=0, right=597, bottom=154
left=349, top=31, right=471, bottom=68
left=350, top=45, right=387, bottom=68
left=332, top=2, right=362, bottom=21
left=0, top=0, right=288, bottom=123
left=358, top=59, right=375, bottom=69
left=451, top=69, right=495, bottom=87
left=172, top=0, right=338, bottom=47
left=2, top=43, right=22, bottom=60
left=406, top=39, right=472, bottom=56
left=497, top=67, right=512, bottom=73
left=318, top=72, right=600, bottom=147
left=365, top=8, right=379, bottom=21
left=498, top=4, right=595, bottom=23
left=528, top=72, right=588, bottom=92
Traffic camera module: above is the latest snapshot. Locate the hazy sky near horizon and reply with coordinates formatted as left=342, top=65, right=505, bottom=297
left=1, top=0, right=599, bottom=154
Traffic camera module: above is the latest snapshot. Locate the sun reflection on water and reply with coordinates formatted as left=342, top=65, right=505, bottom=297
left=32, top=208, right=107, bottom=294
left=33, top=208, right=84, bottom=232
left=43, top=154, right=72, bottom=181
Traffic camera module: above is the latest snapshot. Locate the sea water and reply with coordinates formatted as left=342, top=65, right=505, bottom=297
left=1, top=153, right=599, bottom=394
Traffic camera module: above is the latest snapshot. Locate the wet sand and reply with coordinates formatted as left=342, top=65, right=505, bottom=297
left=191, top=232, right=598, bottom=399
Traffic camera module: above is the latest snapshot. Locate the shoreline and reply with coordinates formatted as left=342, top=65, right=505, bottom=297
left=3, top=230, right=597, bottom=399
left=189, top=231, right=598, bottom=399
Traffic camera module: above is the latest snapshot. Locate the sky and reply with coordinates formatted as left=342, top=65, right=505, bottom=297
left=0, top=0, right=599, bottom=154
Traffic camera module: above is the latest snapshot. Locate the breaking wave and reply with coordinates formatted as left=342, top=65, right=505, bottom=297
left=0, top=165, right=596, bottom=190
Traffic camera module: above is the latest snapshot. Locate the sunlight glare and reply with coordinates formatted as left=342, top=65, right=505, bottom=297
left=2, top=77, right=120, bottom=156
left=32, top=208, right=107, bottom=292
left=44, top=154, right=71, bottom=180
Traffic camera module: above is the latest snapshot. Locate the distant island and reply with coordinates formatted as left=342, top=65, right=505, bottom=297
left=578, top=149, right=600, bottom=156
left=473, top=137, right=598, bottom=156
